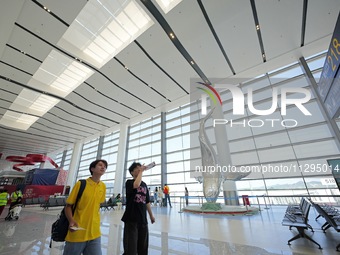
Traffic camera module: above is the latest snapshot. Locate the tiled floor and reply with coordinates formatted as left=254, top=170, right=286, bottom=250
left=0, top=204, right=339, bottom=255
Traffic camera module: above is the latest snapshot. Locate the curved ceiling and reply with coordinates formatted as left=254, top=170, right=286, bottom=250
left=0, top=0, right=339, bottom=156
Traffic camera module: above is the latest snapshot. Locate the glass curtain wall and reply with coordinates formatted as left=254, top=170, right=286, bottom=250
left=101, top=131, right=120, bottom=198
left=162, top=51, right=340, bottom=206
left=224, top=52, right=340, bottom=205
left=55, top=148, right=73, bottom=170
left=64, top=51, right=340, bottom=206
left=76, top=138, right=99, bottom=180
left=54, top=151, right=63, bottom=168
left=166, top=104, right=204, bottom=203
left=62, top=148, right=73, bottom=171
left=125, top=115, right=162, bottom=199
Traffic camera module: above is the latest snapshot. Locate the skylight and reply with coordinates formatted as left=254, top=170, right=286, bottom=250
left=154, top=0, right=182, bottom=14
left=58, top=0, right=154, bottom=69
left=0, top=0, right=153, bottom=131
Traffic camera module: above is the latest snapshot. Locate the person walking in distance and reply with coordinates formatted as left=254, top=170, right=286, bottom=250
left=185, top=187, right=189, bottom=206
left=63, top=159, right=107, bottom=255
left=122, top=162, right=155, bottom=255
left=163, top=184, right=172, bottom=208
left=154, top=187, right=158, bottom=206
left=157, top=187, right=163, bottom=207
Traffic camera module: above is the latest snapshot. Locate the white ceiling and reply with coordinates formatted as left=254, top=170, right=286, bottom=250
left=0, top=0, right=339, bottom=157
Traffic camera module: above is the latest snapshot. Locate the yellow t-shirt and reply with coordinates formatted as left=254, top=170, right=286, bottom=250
left=65, top=178, right=106, bottom=242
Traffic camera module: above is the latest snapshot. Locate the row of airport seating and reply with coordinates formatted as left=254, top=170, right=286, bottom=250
left=25, top=196, right=125, bottom=211
left=41, top=197, right=67, bottom=210
left=313, top=202, right=340, bottom=251
left=23, top=197, right=46, bottom=206
left=282, top=197, right=340, bottom=251
left=282, top=197, right=320, bottom=248
left=100, top=201, right=116, bottom=211
left=23, top=196, right=67, bottom=210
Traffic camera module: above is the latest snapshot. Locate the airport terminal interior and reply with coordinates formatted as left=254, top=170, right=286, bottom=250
left=1, top=0, right=340, bottom=254
left=0, top=204, right=340, bottom=255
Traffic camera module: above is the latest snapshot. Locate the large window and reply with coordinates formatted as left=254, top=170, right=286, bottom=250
left=54, top=148, right=73, bottom=170
left=234, top=52, right=340, bottom=204
left=77, top=138, right=99, bottom=180
left=163, top=51, right=340, bottom=205
left=125, top=115, right=162, bottom=193
left=54, top=151, right=64, bottom=168
left=101, top=131, right=120, bottom=197
left=56, top=51, right=340, bottom=206
left=166, top=104, right=204, bottom=202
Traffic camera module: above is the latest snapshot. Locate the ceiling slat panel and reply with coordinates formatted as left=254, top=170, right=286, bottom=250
left=0, top=78, right=23, bottom=95
left=115, top=42, right=187, bottom=100
left=203, top=0, right=263, bottom=74
left=164, top=0, right=234, bottom=79
left=8, top=27, right=53, bottom=61
left=86, top=68, right=155, bottom=113
left=0, top=0, right=25, bottom=58
left=16, top=0, right=69, bottom=45
left=47, top=107, right=107, bottom=132
left=255, top=0, right=302, bottom=60
left=2, top=47, right=40, bottom=75
left=74, top=84, right=139, bottom=119
left=39, top=115, right=97, bottom=135
left=305, top=0, right=340, bottom=44
left=137, top=23, right=197, bottom=90
left=39, top=0, right=87, bottom=25
left=50, top=101, right=118, bottom=128
left=0, top=64, right=32, bottom=89
left=100, top=60, right=169, bottom=106
left=35, top=118, right=90, bottom=137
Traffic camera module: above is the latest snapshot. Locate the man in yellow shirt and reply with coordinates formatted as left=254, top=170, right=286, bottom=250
left=63, top=159, right=107, bottom=255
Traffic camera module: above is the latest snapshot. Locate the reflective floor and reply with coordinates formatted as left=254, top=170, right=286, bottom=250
left=0, top=204, right=339, bottom=255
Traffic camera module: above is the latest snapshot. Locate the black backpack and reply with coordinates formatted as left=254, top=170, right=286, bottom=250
left=50, top=180, right=86, bottom=247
